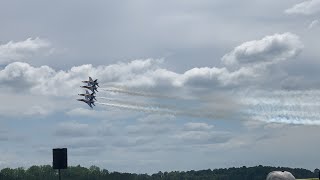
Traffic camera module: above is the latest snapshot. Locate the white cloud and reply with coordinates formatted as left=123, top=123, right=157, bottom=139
left=308, top=19, right=319, bottom=29
left=0, top=33, right=308, bottom=123
left=0, top=33, right=304, bottom=98
left=221, top=33, right=303, bottom=66
left=0, top=59, right=162, bottom=96
left=0, top=62, right=288, bottom=98
left=0, top=62, right=55, bottom=90
left=0, top=38, right=51, bottom=64
left=285, top=0, right=320, bottom=15
left=183, top=122, right=214, bottom=131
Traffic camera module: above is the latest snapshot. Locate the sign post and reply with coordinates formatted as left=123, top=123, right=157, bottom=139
left=52, top=148, right=68, bottom=180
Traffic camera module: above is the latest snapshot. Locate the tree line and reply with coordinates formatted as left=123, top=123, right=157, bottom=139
left=0, top=165, right=318, bottom=180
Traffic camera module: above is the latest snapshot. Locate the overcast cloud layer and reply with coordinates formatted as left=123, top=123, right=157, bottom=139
left=0, top=0, right=320, bottom=174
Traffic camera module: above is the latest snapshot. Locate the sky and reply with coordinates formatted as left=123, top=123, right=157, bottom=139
left=0, top=0, right=320, bottom=174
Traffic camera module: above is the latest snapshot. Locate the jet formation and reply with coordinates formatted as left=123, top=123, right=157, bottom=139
left=78, top=77, right=99, bottom=108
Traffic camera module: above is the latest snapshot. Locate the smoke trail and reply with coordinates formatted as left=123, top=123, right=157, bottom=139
left=96, top=102, right=177, bottom=115
left=97, top=100, right=222, bottom=119
left=99, top=87, right=183, bottom=99
left=97, top=97, right=176, bottom=109
left=98, top=89, right=320, bottom=125
left=240, top=90, right=320, bottom=125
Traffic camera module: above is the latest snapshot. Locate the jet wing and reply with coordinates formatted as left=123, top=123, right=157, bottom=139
left=87, top=102, right=93, bottom=108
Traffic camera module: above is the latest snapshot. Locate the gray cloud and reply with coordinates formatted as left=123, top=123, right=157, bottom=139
left=0, top=92, right=65, bottom=117
left=66, top=107, right=135, bottom=120
left=137, top=114, right=175, bottom=124
left=242, top=120, right=287, bottom=130
left=125, top=115, right=176, bottom=136
left=54, top=121, right=91, bottom=137
left=126, top=123, right=173, bottom=135
left=0, top=129, right=9, bottom=141
left=174, top=131, right=231, bottom=145
left=113, top=136, right=154, bottom=148
left=70, top=147, right=106, bottom=157
left=0, top=150, right=18, bottom=169
left=54, top=120, right=116, bottom=138
left=60, top=137, right=105, bottom=149
left=1, top=0, right=320, bottom=173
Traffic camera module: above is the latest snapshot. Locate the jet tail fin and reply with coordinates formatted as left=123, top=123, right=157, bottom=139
left=94, top=79, right=99, bottom=87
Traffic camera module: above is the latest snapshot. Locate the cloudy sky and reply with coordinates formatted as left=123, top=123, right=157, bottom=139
left=1, top=0, right=320, bottom=174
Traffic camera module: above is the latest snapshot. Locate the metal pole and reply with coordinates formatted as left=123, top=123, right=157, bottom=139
left=59, top=169, right=61, bottom=180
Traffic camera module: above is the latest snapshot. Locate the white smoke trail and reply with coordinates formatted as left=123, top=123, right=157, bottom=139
left=96, top=102, right=177, bottom=115
left=240, top=90, right=320, bottom=125
left=97, top=97, right=175, bottom=109
left=98, top=86, right=320, bottom=125
left=96, top=100, right=221, bottom=119
left=99, top=87, right=182, bottom=99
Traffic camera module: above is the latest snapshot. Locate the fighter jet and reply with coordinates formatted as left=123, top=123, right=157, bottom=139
left=80, top=85, right=98, bottom=94
left=78, top=90, right=97, bottom=101
left=82, top=77, right=99, bottom=87
left=77, top=99, right=95, bottom=108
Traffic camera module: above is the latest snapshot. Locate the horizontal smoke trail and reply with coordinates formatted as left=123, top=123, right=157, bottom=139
left=241, top=90, right=320, bottom=125
left=96, top=101, right=219, bottom=119
left=96, top=102, right=177, bottom=115
left=99, top=87, right=182, bottom=99
left=97, top=97, right=176, bottom=109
